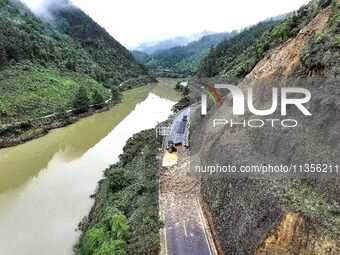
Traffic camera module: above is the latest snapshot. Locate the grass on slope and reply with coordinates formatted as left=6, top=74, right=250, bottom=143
left=0, top=64, right=110, bottom=124
left=0, top=0, right=150, bottom=88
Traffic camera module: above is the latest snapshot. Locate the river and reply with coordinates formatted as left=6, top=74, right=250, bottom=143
left=0, top=82, right=179, bottom=255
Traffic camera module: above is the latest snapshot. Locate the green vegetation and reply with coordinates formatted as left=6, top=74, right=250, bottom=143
left=76, top=129, right=161, bottom=255
left=131, top=51, right=151, bottom=65
left=0, top=65, right=110, bottom=123
left=73, top=86, right=90, bottom=113
left=175, top=82, right=190, bottom=96
left=92, top=89, right=105, bottom=109
left=172, top=83, right=191, bottom=112
left=198, top=0, right=331, bottom=81
left=78, top=211, right=129, bottom=255
left=172, top=96, right=191, bottom=113
left=301, top=0, right=340, bottom=76
left=134, top=33, right=234, bottom=77
left=51, top=4, right=151, bottom=86
left=198, top=20, right=278, bottom=79
left=0, top=0, right=150, bottom=125
left=110, top=87, right=121, bottom=104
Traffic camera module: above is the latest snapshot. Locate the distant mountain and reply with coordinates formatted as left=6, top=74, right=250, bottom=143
left=0, top=0, right=151, bottom=123
left=133, top=31, right=215, bottom=54
left=133, top=32, right=235, bottom=77
left=131, top=50, right=152, bottom=64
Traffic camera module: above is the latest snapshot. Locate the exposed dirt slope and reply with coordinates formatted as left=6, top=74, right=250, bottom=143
left=244, top=7, right=331, bottom=81
left=255, top=213, right=340, bottom=255
left=194, top=2, right=340, bottom=254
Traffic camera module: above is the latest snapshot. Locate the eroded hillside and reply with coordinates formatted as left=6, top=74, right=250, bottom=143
left=193, top=0, right=340, bottom=254
left=0, top=0, right=151, bottom=123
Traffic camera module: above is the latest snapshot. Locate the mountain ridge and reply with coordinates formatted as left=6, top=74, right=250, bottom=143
left=134, top=32, right=234, bottom=77
left=133, top=31, right=215, bottom=54
left=0, top=0, right=152, bottom=124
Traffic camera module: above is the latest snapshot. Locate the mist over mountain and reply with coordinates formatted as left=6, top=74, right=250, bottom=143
left=133, top=31, right=216, bottom=54
left=18, top=0, right=71, bottom=19
left=0, top=0, right=151, bottom=123
left=133, top=32, right=235, bottom=77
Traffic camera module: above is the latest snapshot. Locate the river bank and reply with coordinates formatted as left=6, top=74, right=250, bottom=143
left=0, top=79, right=184, bottom=149
left=0, top=106, right=111, bottom=149
left=75, top=82, right=189, bottom=255
left=0, top=80, right=179, bottom=255
left=75, top=129, right=162, bottom=255
left=0, top=85, right=152, bottom=149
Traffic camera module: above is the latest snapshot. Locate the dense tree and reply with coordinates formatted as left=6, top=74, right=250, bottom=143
left=76, top=130, right=162, bottom=255
left=73, top=86, right=90, bottom=113
left=55, top=106, right=68, bottom=120
left=135, top=32, right=236, bottom=77
left=0, top=0, right=151, bottom=123
left=92, top=89, right=105, bottom=108
left=111, top=87, right=121, bottom=104
left=172, top=96, right=191, bottom=113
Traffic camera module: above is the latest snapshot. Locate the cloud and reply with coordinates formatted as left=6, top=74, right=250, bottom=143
left=70, top=0, right=311, bottom=47
left=19, top=0, right=311, bottom=47
left=19, top=0, right=72, bottom=19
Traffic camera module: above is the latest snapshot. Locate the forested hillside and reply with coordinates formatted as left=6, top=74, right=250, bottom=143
left=198, top=0, right=331, bottom=81
left=49, top=2, right=150, bottom=86
left=76, top=129, right=161, bottom=255
left=135, top=32, right=234, bottom=77
left=133, top=31, right=213, bottom=54
left=0, top=0, right=151, bottom=123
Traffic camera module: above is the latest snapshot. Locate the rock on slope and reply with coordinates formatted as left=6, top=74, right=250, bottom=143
left=194, top=1, right=340, bottom=254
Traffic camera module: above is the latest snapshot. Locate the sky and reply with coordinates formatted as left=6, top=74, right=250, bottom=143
left=22, top=0, right=311, bottom=48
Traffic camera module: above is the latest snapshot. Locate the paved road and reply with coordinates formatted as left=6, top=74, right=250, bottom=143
left=163, top=196, right=212, bottom=255
left=160, top=147, right=215, bottom=255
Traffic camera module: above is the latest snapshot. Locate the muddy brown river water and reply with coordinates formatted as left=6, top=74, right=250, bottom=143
left=0, top=83, right=179, bottom=255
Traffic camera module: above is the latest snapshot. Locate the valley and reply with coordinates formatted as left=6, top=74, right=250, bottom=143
left=0, top=0, right=339, bottom=254
left=0, top=82, right=180, bottom=255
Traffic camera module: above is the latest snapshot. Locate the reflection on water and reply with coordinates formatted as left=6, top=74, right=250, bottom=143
left=0, top=86, right=151, bottom=192
left=0, top=84, right=178, bottom=255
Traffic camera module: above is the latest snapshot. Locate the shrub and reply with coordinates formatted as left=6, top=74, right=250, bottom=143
left=81, top=227, right=107, bottom=255
left=73, top=86, right=90, bottom=113
left=94, top=240, right=127, bottom=255
left=92, top=89, right=105, bottom=108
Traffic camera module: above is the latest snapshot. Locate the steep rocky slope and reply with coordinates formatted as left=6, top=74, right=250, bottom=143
left=198, top=0, right=333, bottom=82
left=193, top=0, right=340, bottom=254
